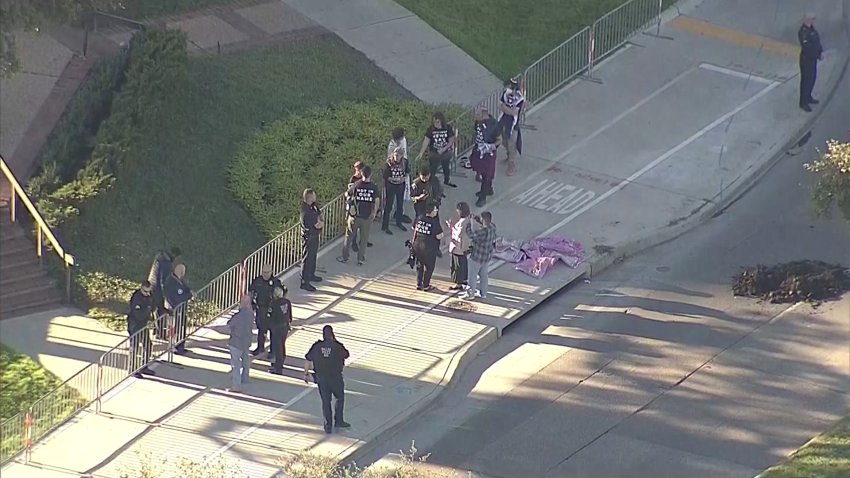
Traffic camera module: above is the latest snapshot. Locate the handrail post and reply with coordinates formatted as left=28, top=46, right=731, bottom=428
left=64, top=261, right=72, bottom=303
left=9, top=186, right=15, bottom=222
left=36, top=227, right=43, bottom=263
left=167, top=312, right=175, bottom=363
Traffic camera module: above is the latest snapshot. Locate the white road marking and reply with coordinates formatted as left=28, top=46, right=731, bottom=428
left=698, top=62, right=776, bottom=85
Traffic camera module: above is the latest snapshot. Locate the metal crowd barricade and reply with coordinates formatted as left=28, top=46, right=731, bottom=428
left=522, top=27, right=592, bottom=105
left=589, top=0, right=664, bottom=76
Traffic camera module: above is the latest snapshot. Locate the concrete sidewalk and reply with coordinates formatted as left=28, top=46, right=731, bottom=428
left=2, top=0, right=847, bottom=476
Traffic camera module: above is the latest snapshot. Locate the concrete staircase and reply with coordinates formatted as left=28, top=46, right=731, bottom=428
left=0, top=207, right=65, bottom=319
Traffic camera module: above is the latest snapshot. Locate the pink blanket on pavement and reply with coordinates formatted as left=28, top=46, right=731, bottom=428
left=493, top=236, right=586, bottom=278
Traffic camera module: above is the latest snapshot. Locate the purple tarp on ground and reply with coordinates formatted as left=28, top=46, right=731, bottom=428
left=493, top=236, right=586, bottom=278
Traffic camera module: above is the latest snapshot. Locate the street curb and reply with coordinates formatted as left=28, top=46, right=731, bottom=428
left=337, top=326, right=498, bottom=469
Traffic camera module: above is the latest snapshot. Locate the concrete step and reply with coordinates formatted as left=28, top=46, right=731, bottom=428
left=0, top=266, right=54, bottom=289
left=0, top=258, right=44, bottom=285
left=0, top=281, right=64, bottom=320
left=0, top=294, right=64, bottom=320
left=0, top=251, right=42, bottom=273
left=0, top=236, right=37, bottom=260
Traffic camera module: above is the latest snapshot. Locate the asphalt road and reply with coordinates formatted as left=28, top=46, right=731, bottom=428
left=352, top=70, right=850, bottom=477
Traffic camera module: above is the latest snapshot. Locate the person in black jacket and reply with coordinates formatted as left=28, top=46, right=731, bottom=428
left=147, top=247, right=181, bottom=338
left=412, top=204, right=444, bottom=291
left=248, top=264, right=282, bottom=358
left=304, top=325, right=351, bottom=434
left=267, top=286, right=293, bottom=375
left=300, top=189, right=324, bottom=292
left=128, top=280, right=156, bottom=378
left=164, top=263, right=193, bottom=355
left=798, top=13, right=824, bottom=112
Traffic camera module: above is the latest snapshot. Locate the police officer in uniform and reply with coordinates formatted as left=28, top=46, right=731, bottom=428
left=163, top=264, right=192, bottom=355
left=798, top=13, right=824, bottom=112
left=267, top=286, right=292, bottom=375
left=338, top=166, right=380, bottom=266
left=248, top=264, right=281, bottom=358
left=128, top=280, right=156, bottom=378
left=304, top=325, right=351, bottom=434
left=300, top=189, right=324, bottom=292
left=412, top=203, right=444, bottom=291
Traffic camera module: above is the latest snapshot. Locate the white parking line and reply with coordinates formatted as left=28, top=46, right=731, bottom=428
left=209, top=69, right=780, bottom=462
left=698, top=62, right=776, bottom=85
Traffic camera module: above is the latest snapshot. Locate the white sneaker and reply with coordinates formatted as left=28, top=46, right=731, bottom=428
left=460, top=293, right=475, bottom=300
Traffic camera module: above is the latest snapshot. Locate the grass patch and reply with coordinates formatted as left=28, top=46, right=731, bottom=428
left=59, top=35, right=412, bottom=329
left=0, top=345, right=85, bottom=462
left=760, top=416, right=850, bottom=478
left=394, top=0, right=672, bottom=80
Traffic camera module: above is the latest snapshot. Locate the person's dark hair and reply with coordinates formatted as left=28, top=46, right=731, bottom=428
left=392, top=127, right=405, bottom=141
left=481, top=211, right=492, bottom=223
left=353, top=160, right=364, bottom=170
left=141, top=280, right=151, bottom=288
left=361, top=165, right=372, bottom=178
left=456, top=202, right=471, bottom=218
left=322, top=325, right=335, bottom=341
left=170, top=247, right=182, bottom=257
left=427, top=203, right=439, bottom=215
left=432, top=111, right=447, bottom=127
left=419, top=165, right=431, bottom=177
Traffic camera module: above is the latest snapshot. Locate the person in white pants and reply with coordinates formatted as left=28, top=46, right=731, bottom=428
left=463, top=211, right=497, bottom=300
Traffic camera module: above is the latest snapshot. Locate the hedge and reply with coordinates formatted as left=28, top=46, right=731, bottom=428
left=29, top=28, right=188, bottom=228
left=230, top=98, right=466, bottom=237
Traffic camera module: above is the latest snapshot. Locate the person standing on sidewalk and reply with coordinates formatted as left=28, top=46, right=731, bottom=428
left=798, top=13, right=824, bottom=112
left=248, top=264, right=281, bottom=359
left=128, top=280, right=156, bottom=378
left=498, top=78, right=525, bottom=176
left=388, top=127, right=413, bottom=225
left=411, top=166, right=445, bottom=258
left=147, top=247, right=181, bottom=339
left=470, top=107, right=501, bottom=207
left=300, top=188, right=324, bottom=292
left=226, top=294, right=254, bottom=393
left=339, top=166, right=380, bottom=266
left=416, top=112, right=457, bottom=188
left=346, top=161, right=371, bottom=251
left=462, top=212, right=497, bottom=300
left=382, top=144, right=409, bottom=235
left=267, top=286, right=293, bottom=375
left=447, top=202, right=471, bottom=291
left=164, top=263, right=193, bottom=355
left=304, top=325, right=351, bottom=434
left=413, top=204, right=444, bottom=291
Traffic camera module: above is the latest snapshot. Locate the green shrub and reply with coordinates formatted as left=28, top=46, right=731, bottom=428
left=230, top=99, right=465, bottom=237
left=30, top=28, right=188, bottom=228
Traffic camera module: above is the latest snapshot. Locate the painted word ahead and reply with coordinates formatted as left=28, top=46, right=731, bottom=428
left=511, top=180, right=596, bottom=215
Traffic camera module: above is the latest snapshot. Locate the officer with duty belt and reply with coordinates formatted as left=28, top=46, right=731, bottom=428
left=248, top=264, right=281, bottom=358
left=798, top=13, right=824, bottom=112
left=128, top=280, right=156, bottom=378
left=304, top=325, right=351, bottom=434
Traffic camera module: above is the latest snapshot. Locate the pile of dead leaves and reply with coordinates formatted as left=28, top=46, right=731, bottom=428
left=732, top=260, right=850, bottom=304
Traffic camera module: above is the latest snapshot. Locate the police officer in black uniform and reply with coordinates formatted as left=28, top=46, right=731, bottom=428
left=147, top=247, right=181, bottom=338
left=128, top=280, right=156, bottom=378
left=267, top=286, right=292, bottom=375
left=412, top=203, right=444, bottom=291
left=248, top=264, right=282, bottom=358
left=304, top=325, right=351, bottom=434
left=798, top=13, right=824, bottom=112
left=300, top=188, right=324, bottom=292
